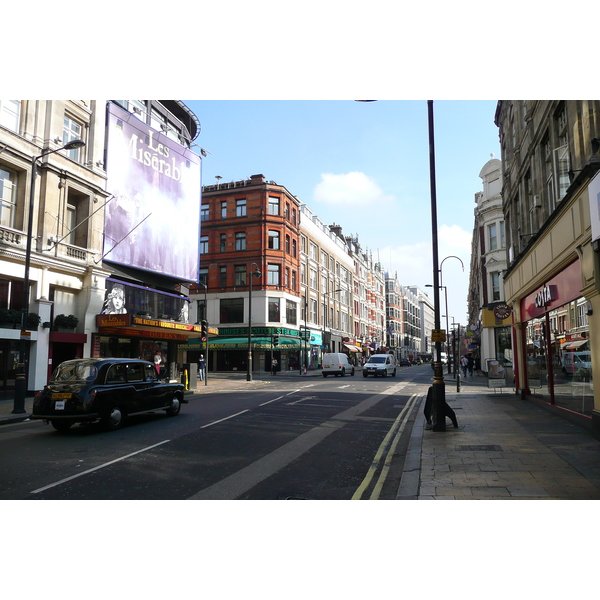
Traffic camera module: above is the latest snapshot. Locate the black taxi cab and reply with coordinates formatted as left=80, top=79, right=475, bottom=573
left=31, top=358, right=187, bottom=432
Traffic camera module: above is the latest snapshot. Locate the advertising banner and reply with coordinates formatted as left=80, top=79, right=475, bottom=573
left=104, top=102, right=201, bottom=281
left=589, top=170, right=600, bottom=243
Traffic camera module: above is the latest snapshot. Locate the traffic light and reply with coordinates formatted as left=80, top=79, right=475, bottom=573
left=201, top=320, right=208, bottom=338
left=273, top=334, right=279, bottom=346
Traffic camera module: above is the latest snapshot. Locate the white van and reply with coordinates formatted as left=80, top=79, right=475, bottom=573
left=563, top=351, right=592, bottom=377
left=363, top=354, right=397, bottom=377
left=322, top=353, right=355, bottom=377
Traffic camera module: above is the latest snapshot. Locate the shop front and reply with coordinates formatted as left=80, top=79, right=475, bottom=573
left=517, top=259, right=594, bottom=418
left=94, top=313, right=202, bottom=381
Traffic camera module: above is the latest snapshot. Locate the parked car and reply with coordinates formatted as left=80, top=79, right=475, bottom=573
left=322, top=353, right=355, bottom=377
left=363, top=354, right=397, bottom=377
left=31, top=358, right=187, bottom=432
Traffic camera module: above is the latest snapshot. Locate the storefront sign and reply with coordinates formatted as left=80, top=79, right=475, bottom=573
left=534, top=285, right=554, bottom=308
left=218, top=326, right=299, bottom=337
left=493, top=302, right=512, bottom=320
left=132, top=316, right=202, bottom=332
left=97, top=314, right=131, bottom=327
left=99, top=327, right=188, bottom=341
left=521, top=259, right=581, bottom=321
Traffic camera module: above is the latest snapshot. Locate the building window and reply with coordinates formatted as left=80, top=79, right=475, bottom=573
left=268, top=264, right=280, bottom=286
left=292, top=239, right=297, bottom=258
left=309, top=268, right=317, bottom=290
left=200, top=236, right=208, bottom=254
left=201, top=206, right=209, bottom=221
left=236, top=199, right=246, bottom=217
left=63, top=115, right=84, bottom=162
left=268, top=196, right=279, bottom=215
left=66, top=189, right=89, bottom=247
left=291, top=270, right=297, bottom=292
left=0, top=166, right=17, bottom=228
left=286, top=300, right=297, bottom=325
left=301, top=235, right=307, bottom=254
left=220, top=298, right=244, bottom=323
left=219, top=266, right=227, bottom=287
left=0, top=100, right=20, bottom=132
left=220, top=234, right=227, bottom=252
left=310, top=298, right=317, bottom=323
left=285, top=235, right=290, bottom=253
left=235, top=265, right=246, bottom=286
left=310, top=242, right=318, bottom=261
left=268, top=230, right=280, bottom=250
left=235, top=232, right=246, bottom=251
left=301, top=263, right=306, bottom=285
left=488, top=223, right=497, bottom=251
left=221, top=201, right=227, bottom=218
left=491, top=272, right=500, bottom=302
left=268, top=297, right=280, bottom=322
left=199, top=268, right=208, bottom=287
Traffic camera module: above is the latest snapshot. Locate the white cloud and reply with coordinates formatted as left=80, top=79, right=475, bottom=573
left=439, top=224, right=472, bottom=252
left=313, top=172, right=393, bottom=206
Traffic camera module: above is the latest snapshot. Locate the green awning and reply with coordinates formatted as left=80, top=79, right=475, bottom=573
left=182, top=336, right=303, bottom=349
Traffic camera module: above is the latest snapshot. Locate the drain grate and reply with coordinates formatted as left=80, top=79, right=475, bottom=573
left=457, top=445, right=502, bottom=452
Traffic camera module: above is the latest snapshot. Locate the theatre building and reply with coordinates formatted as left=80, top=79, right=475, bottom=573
left=0, top=99, right=203, bottom=402
left=496, top=100, right=600, bottom=437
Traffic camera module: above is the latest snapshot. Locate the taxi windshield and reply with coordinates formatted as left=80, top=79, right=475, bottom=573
left=51, top=361, right=98, bottom=382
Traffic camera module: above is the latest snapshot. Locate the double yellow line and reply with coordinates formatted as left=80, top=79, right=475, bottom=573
left=352, top=393, right=421, bottom=500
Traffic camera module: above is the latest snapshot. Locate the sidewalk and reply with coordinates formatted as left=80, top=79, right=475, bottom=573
left=397, top=372, right=600, bottom=499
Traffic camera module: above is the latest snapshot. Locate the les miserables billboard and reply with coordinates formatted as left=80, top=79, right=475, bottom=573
left=103, top=102, right=201, bottom=282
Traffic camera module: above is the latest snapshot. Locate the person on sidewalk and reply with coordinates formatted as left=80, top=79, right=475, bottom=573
left=467, top=354, right=474, bottom=377
left=460, top=355, right=468, bottom=377
left=271, top=357, right=278, bottom=375
left=423, top=386, right=458, bottom=429
left=474, top=356, right=481, bottom=376
left=198, top=354, right=205, bottom=381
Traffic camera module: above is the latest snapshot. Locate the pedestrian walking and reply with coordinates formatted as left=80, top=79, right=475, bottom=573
left=460, top=355, right=468, bottom=377
left=271, top=357, right=278, bottom=375
left=474, top=356, right=481, bottom=376
left=198, top=354, right=205, bottom=381
left=467, top=354, right=474, bottom=377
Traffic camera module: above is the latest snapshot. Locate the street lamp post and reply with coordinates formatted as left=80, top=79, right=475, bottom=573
left=13, top=138, right=86, bottom=414
left=427, top=100, right=447, bottom=431
left=200, top=281, right=209, bottom=387
left=247, top=263, right=261, bottom=381
left=439, top=255, right=464, bottom=373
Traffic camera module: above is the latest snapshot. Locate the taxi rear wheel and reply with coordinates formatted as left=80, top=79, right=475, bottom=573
left=51, top=419, right=73, bottom=432
left=102, top=406, right=125, bottom=431
left=166, top=395, right=182, bottom=417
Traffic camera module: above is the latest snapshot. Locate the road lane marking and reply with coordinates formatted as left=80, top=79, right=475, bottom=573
left=200, top=409, right=249, bottom=428
left=351, top=394, right=420, bottom=500
left=30, top=439, right=171, bottom=495
left=259, top=389, right=300, bottom=406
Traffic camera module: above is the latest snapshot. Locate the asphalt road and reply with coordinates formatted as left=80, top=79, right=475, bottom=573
left=0, top=365, right=433, bottom=500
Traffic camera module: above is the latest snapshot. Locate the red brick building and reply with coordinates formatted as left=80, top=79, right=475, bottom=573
left=189, top=174, right=303, bottom=372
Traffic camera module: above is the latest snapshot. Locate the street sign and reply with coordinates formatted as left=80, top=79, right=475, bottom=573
left=431, top=329, right=446, bottom=343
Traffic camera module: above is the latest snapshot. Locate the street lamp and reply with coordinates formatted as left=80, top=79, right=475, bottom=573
left=13, top=138, right=86, bottom=414
left=199, top=281, right=209, bottom=387
left=247, top=262, right=261, bottom=381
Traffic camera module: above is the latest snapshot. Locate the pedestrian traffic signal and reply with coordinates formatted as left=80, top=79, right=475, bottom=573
left=273, top=335, right=279, bottom=346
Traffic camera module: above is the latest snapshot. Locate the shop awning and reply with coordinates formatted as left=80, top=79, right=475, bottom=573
left=566, top=340, right=588, bottom=349
left=190, top=336, right=303, bottom=349
left=343, top=343, right=361, bottom=353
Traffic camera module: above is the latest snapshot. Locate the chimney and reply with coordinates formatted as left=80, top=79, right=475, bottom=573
left=250, top=174, right=266, bottom=183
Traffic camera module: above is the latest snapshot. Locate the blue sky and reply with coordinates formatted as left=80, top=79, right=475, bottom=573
left=186, top=100, right=501, bottom=326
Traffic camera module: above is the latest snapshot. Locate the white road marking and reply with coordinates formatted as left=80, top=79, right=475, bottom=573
left=30, top=439, right=171, bottom=494
left=259, top=389, right=300, bottom=406
left=200, top=409, right=249, bottom=428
